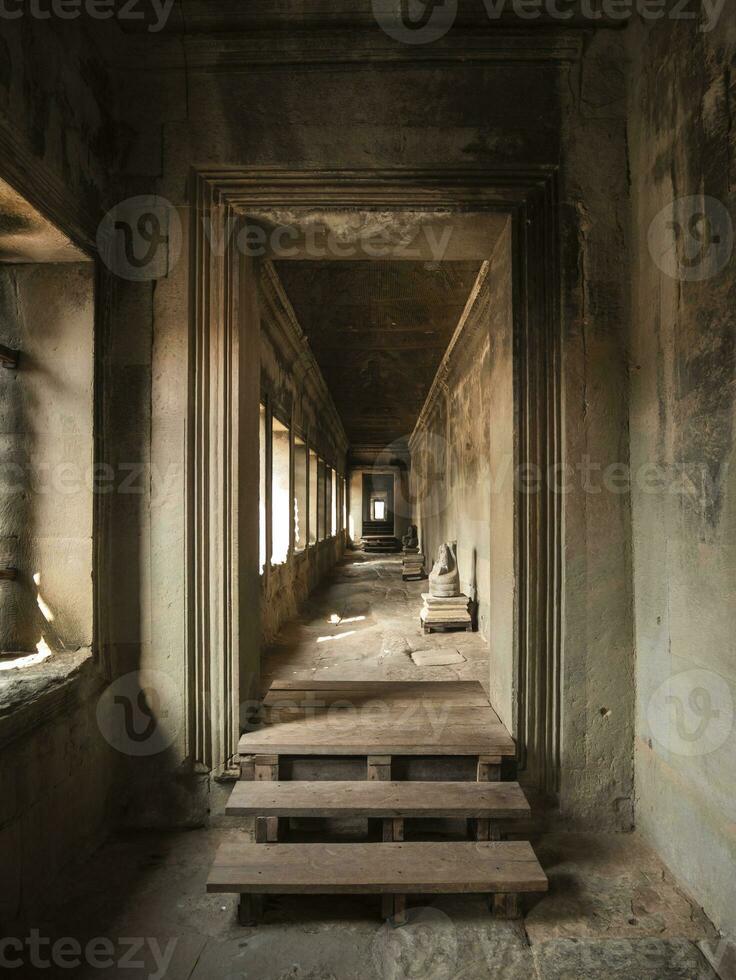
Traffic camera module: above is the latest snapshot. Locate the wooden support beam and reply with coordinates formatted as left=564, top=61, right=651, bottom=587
left=382, top=892, right=408, bottom=925
left=492, top=893, right=521, bottom=920
left=393, top=894, right=407, bottom=925
left=367, top=756, right=391, bottom=781
left=368, top=755, right=391, bottom=842
left=382, top=816, right=404, bottom=843
left=254, top=754, right=280, bottom=842
left=239, top=755, right=256, bottom=781
left=476, top=754, right=502, bottom=841
left=238, top=893, right=263, bottom=926
left=0, top=345, right=19, bottom=369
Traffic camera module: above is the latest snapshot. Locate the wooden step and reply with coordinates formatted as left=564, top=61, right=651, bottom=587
left=207, top=840, right=548, bottom=896
left=264, top=680, right=492, bottom=707
left=227, top=780, right=530, bottom=819
left=241, top=680, right=516, bottom=758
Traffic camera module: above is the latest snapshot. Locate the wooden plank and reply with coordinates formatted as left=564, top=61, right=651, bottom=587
left=207, top=841, right=548, bottom=894
left=264, top=693, right=492, bottom=708
left=238, top=726, right=515, bottom=757
left=246, top=679, right=517, bottom=758
left=226, top=781, right=531, bottom=819
left=266, top=680, right=487, bottom=698
left=263, top=707, right=505, bottom=723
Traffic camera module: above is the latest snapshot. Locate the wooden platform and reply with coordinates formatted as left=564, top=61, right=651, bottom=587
left=207, top=841, right=548, bottom=896
left=227, top=780, right=530, bottom=819
left=240, top=680, right=516, bottom=758
left=209, top=678, right=546, bottom=925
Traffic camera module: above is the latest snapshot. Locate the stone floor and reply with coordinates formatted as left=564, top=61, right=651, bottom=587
left=30, top=827, right=723, bottom=979
left=20, top=552, right=730, bottom=979
left=262, top=551, right=490, bottom=691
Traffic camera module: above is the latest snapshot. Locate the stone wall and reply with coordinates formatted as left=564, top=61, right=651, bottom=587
left=0, top=656, right=113, bottom=933
left=0, top=16, right=123, bottom=929
left=486, top=223, right=516, bottom=734
left=259, top=263, right=349, bottom=644
left=627, top=11, right=736, bottom=937
left=408, top=224, right=514, bottom=714
left=410, top=265, right=494, bottom=645
left=558, top=30, right=635, bottom=830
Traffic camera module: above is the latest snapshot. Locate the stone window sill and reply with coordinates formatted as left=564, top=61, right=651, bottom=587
left=0, top=648, right=101, bottom=750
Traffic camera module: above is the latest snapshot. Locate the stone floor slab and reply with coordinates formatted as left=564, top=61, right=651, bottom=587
left=532, top=938, right=719, bottom=980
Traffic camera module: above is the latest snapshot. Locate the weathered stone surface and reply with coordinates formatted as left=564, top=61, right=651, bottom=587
left=626, top=6, right=736, bottom=940
left=428, top=542, right=462, bottom=598
left=380, top=632, right=413, bottom=657
left=412, top=651, right=465, bottom=668
left=532, top=939, right=718, bottom=980
left=262, top=554, right=490, bottom=689
left=526, top=832, right=717, bottom=945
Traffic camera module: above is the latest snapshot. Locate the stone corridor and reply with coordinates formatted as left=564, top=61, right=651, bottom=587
left=3, top=6, right=735, bottom=971
left=261, top=551, right=490, bottom=692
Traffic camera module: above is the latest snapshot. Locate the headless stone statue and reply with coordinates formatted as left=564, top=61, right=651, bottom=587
left=402, top=524, right=418, bottom=550
left=429, top=542, right=460, bottom=597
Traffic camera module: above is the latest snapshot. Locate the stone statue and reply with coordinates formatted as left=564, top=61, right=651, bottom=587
left=402, top=524, right=418, bottom=550
left=429, top=541, right=460, bottom=597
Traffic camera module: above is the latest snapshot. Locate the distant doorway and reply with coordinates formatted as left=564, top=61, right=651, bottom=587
left=362, top=473, right=394, bottom=537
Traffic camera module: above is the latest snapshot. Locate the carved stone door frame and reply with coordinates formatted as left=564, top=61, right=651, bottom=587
left=187, top=168, right=562, bottom=795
